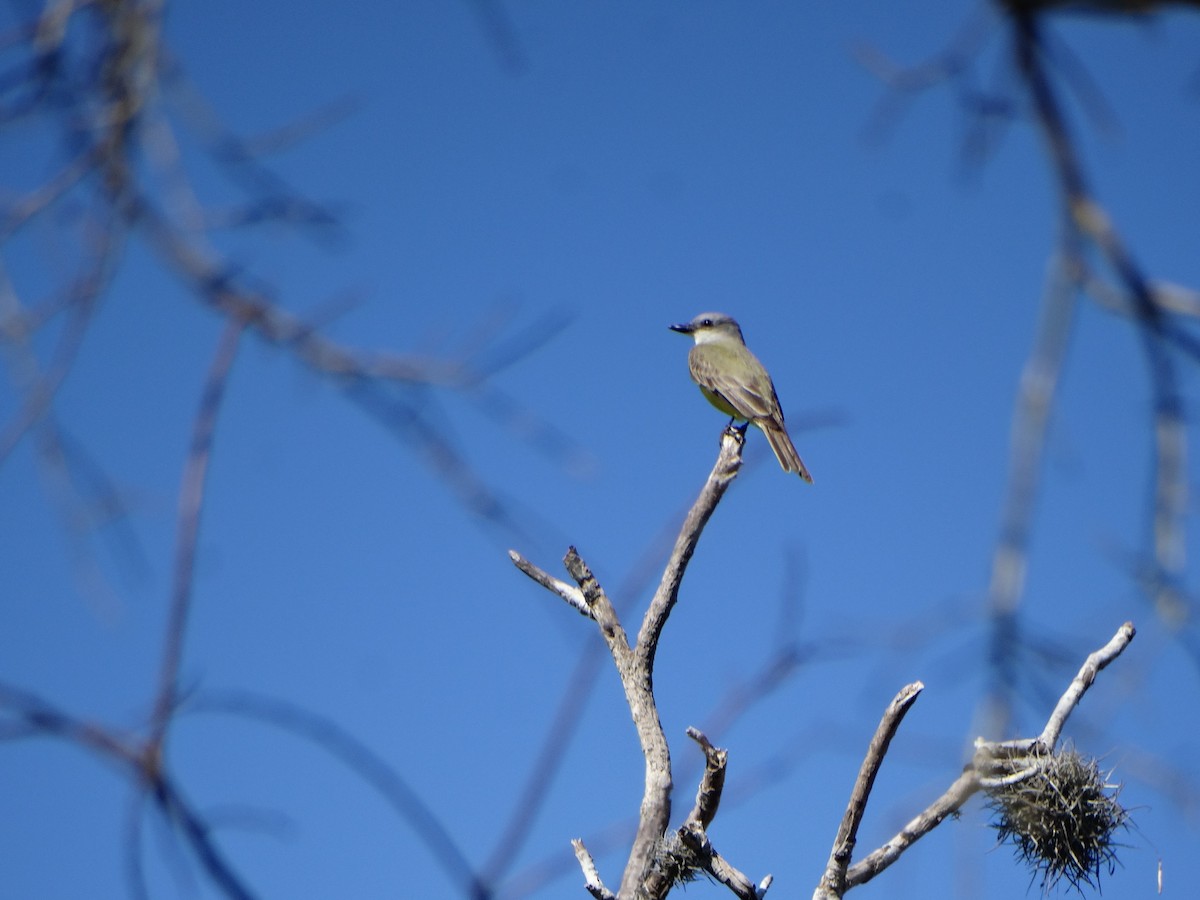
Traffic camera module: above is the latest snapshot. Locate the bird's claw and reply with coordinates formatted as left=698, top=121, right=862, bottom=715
left=723, top=421, right=749, bottom=445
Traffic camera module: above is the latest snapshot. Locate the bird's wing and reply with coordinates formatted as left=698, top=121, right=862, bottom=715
left=689, top=344, right=784, bottom=422
left=722, top=377, right=782, bottom=421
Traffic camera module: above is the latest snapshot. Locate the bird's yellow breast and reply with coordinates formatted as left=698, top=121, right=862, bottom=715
left=699, top=385, right=741, bottom=419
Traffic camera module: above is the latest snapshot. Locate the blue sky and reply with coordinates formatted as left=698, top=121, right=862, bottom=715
left=2, top=2, right=1199, bottom=898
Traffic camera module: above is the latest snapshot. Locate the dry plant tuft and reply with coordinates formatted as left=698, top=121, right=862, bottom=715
left=652, top=832, right=706, bottom=888
left=986, top=746, right=1129, bottom=893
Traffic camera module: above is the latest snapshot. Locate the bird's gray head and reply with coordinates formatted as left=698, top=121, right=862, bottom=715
left=668, top=312, right=745, bottom=345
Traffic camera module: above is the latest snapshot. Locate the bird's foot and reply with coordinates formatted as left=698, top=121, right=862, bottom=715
left=723, top=421, right=749, bottom=446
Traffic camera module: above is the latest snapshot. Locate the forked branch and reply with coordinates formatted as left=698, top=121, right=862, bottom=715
left=815, top=622, right=1135, bottom=898
left=511, top=429, right=752, bottom=898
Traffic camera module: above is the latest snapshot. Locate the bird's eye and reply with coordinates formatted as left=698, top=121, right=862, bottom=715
left=701, top=318, right=712, bottom=327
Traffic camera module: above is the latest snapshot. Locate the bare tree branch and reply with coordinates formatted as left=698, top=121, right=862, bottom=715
left=842, top=768, right=979, bottom=891
left=485, top=498, right=694, bottom=887
left=511, top=429, right=749, bottom=898
left=682, top=727, right=727, bottom=831
left=498, top=592, right=815, bottom=898
left=637, top=428, right=745, bottom=670
left=509, top=550, right=590, bottom=617
left=817, top=622, right=1137, bottom=895
left=679, top=823, right=767, bottom=900
left=572, top=839, right=615, bottom=900
left=558, top=546, right=671, bottom=899
left=1039, top=621, right=1136, bottom=749
left=814, top=682, right=924, bottom=900
left=641, top=727, right=768, bottom=900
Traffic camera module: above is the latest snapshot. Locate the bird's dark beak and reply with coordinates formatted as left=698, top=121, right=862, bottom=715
left=669, top=322, right=693, bottom=335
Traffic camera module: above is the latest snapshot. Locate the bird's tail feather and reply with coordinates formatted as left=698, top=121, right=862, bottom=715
left=759, top=421, right=813, bottom=483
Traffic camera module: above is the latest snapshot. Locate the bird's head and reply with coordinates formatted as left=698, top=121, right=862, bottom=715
left=668, top=312, right=745, bottom=345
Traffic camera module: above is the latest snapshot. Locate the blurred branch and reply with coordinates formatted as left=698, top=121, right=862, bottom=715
left=123, top=787, right=153, bottom=900
left=463, top=0, right=528, bottom=75
left=854, top=6, right=998, bottom=148
left=0, top=5, right=583, bottom=898
left=152, top=771, right=256, bottom=900
left=150, top=319, right=243, bottom=743
left=0, top=223, right=117, bottom=467
left=0, top=680, right=256, bottom=899
left=188, top=689, right=489, bottom=900
left=1, top=0, right=584, bottom=548
left=980, top=231, right=1080, bottom=737
left=1004, top=1, right=1200, bottom=12
left=1, top=274, right=256, bottom=897
left=0, top=248, right=138, bottom=614
left=863, top=0, right=1200, bottom=737
left=1008, top=6, right=1192, bottom=630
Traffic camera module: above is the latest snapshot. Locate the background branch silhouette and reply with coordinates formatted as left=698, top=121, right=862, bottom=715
left=2, top=3, right=1197, bottom=898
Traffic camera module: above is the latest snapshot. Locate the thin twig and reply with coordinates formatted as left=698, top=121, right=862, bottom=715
left=508, top=550, right=590, bottom=617
left=638, top=429, right=745, bottom=670
left=813, top=682, right=924, bottom=900
left=1039, top=621, right=1136, bottom=749
left=843, top=768, right=980, bottom=890
left=572, top=839, right=615, bottom=900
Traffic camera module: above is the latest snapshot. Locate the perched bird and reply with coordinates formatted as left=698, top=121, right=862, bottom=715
left=670, top=312, right=813, bottom=482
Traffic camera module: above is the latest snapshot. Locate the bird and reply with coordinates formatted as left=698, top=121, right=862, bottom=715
left=669, top=312, right=813, bottom=482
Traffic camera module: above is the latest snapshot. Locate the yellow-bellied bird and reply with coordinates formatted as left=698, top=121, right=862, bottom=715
left=670, top=312, right=813, bottom=482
